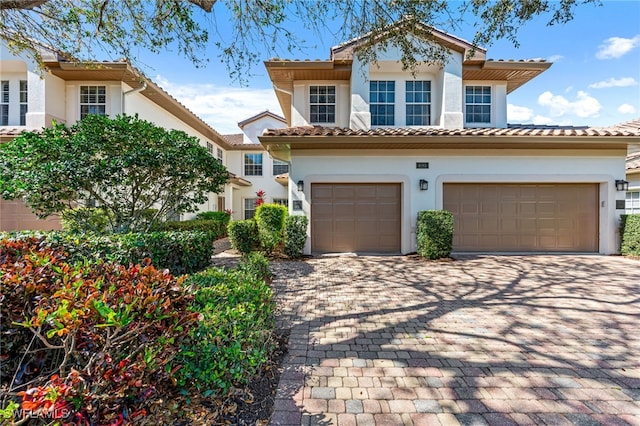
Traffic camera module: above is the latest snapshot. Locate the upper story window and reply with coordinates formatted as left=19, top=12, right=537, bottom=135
left=406, top=81, right=431, bottom=126
left=309, top=85, right=336, bottom=124
left=1, top=80, right=8, bottom=126
left=80, top=85, right=106, bottom=119
left=244, top=153, right=263, bottom=176
left=217, top=147, right=223, bottom=163
left=19, top=80, right=27, bottom=126
left=206, top=141, right=214, bottom=155
left=370, top=81, right=395, bottom=126
left=272, top=159, right=289, bottom=175
left=465, top=85, right=491, bottom=124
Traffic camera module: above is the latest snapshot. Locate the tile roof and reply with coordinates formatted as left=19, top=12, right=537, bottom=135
left=262, top=124, right=640, bottom=138
left=223, top=133, right=244, bottom=145
left=609, top=118, right=640, bottom=133
left=627, top=152, right=640, bottom=172
left=0, top=127, right=30, bottom=136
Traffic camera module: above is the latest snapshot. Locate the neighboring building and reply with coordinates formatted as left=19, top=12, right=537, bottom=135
left=224, top=111, right=289, bottom=220
left=259, top=23, right=640, bottom=255
left=0, top=43, right=253, bottom=230
left=623, top=119, right=640, bottom=214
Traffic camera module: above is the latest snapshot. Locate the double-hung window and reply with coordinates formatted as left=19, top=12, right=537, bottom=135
left=19, top=80, right=28, bottom=126
left=272, top=159, right=289, bottom=175
left=217, top=148, right=223, bottom=163
left=406, top=81, right=431, bottom=126
left=244, top=153, right=263, bottom=176
left=244, top=198, right=258, bottom=219
left=309, top=85, right=336, bottom=124
left=465, top=85, right=491, bottom=124
left=0, top=81, right=8, bottom=126
left=206, top=141, right=214, bottom=155
left=626, top=191, right=640, bottom=214
left=80, top=85, right=106, bottom=119
left=370, top=81, right=395, bottom=126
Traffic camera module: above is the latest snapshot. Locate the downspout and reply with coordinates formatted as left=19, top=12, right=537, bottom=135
left=122, top=81, right=147, bottom=114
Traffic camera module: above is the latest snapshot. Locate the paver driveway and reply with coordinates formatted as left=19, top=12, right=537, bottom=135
left=268, top=255, right=640, bottom=426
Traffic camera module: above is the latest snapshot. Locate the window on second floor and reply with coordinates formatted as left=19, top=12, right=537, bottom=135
left=370, top=81, right=395, bottom=126
left=244, top=153, right=263, bottom=176
left=19, top=80, right=27, bottom=126
left=206, top=141, right=214, bottom=155
left=406, top=81, right=431, bottom=126
left=272, top=159, right=289, bottom=175
left=465, top=85, right=491, bottom=124
left=217, top=147, right=223, bottom=163
left=1, top=80, right=8, bottom=126
left=80, top=85, right=106, bottom=119
left=309, top=85, right=336, bottom=124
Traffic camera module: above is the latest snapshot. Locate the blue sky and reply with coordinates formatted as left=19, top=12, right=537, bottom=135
left=144, top=1, right=640, bottom=135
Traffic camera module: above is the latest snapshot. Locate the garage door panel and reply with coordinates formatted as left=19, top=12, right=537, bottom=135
left=312, top=183, right=401, bottom=253
left=445, top=183, right=598, bottom=252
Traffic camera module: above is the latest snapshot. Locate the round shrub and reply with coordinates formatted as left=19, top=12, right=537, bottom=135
left=417, top=210, right=454, bottom=260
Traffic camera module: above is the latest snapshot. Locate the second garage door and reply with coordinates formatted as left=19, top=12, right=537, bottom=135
left=311, top=183, right=401, bottom=253
left=443, top=183, right=599, bottom=252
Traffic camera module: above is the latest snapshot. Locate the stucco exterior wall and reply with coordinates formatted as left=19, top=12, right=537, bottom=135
left=289, top=148, right=627, bottom=255
left=241, top=115, right=287, bottom=143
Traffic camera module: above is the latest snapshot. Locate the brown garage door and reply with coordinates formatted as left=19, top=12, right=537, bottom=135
left=443, top=183, right=598, bottom=252
left=311, top=183, right=401, bottom=253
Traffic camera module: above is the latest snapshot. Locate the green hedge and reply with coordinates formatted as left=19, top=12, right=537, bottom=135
left=4, top=231, right=216, bottom=275
left=228, top=220, right=259, bottom=255
left=61, top=207, right=112, bottom=234
left=621, top=214, right=640, bottom=256
left=176, top=264, right=275, bottom=395
left=157, top=219, right=228, bottom=239
left=255, top=204, right=288, bottom=254
left=284, top=215, right=308, bottom=258
left=196, top=211, right=231, bottom=223
left=417, top=210, right=454, bottom=260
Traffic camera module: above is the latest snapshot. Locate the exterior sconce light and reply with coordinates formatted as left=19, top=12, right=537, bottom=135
left=615, top=179, right=629, bottom=191
left=297, top=180, right=304, bottom=192
left=419, top=179, right=429, bottom=191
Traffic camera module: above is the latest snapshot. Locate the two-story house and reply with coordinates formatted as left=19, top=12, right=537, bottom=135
left=0, top=43, right=263, bottom=230
left=259, top=24, right=640, bottom=255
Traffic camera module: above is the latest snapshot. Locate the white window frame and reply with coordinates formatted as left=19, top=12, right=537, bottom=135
left=244, top=198, right=258, bottom=219
left=464, top=85, right=492, bottom=126
left=272, top=159, right=289, bottom=176
left=19, top=80, right=28, bottom=126
left=309, top=85, right=336, bottom=124
left=1, top=80, right=9, bottom=126
left=206, top=141, right=214, bottom=155
left=244, top=153, right=263, bottom=176
left=405, top=80, right=431, bottom=126
left=626, top=190, right=640, bottom=214
left=370, top=80, right=395, bottom=126
left=80, top=85, right=107, bottom=119
left=217, top=147, right=223, bottom=163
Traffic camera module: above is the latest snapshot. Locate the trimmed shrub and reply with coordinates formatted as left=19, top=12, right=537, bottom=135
left=176, top=266, right=275, bottom=395
left=0, top=237, right=197, bottom=424
left=237, top=251, right=272, bottom=281
left=255, top=203, right=288, bottom=254
left=228, top=219, right=259, bottom=255
left=61, top=207, right=112, bottom=234
left=5, top=230, right=216, bottom=275
left=284, top=215, right=308, bottom=258
left=196, top=211, right=231, bottom=224
left=621, top=214, right=640, bottom=256
left=158, top=218, right=228, bottom=239
left=417, top=210, right=454, bottom=260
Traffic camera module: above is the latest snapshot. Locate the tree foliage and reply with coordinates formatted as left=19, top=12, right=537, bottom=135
left=0, top=0, right=600, bottom=83
left=0, top=114, right=230, bottom=232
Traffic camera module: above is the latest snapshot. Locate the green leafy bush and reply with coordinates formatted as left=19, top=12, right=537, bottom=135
left=284, top=215, right=308, bottom=258
left=61, top=207, right=112, bottom=234
left=255, top=203, right=288, bottom=254
left=176, top=266, right=275, bottom=395
left=0, top=237, right=197, bottom=424
left=6, top=230, right=216, bottom=275
left=417, top=210, right=454, bottom=260
left=237, top=251, right=272, bottom=281
left=621, top=214, right=640, bottom=256
left=157, top=219, right=228, bottom=239
left=228, top=219, right=259, bottom=255
left=196, top=211, right=231, bottom=224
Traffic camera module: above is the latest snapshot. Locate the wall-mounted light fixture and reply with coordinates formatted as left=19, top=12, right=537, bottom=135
left=297, top=180, right=304, bottom=192
left=615, top=179, right=629, bottom=191
left=419, top=179, right=429, bottom=191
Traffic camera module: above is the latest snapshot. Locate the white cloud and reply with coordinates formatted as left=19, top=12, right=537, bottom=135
left=507, top=104, right=534, bottom=122
left=547, top=54, right=564, bottom=62
left=596, top=35, right=640, bottom=59
left=532, top=115, right=555, bottom=125
left=537, top=90, right=601, bottom=118
left=154, top=75, right=282, bottom=134
left=589, top=77, right=638, bottom=89
left=618, top=103, right=638, bottom=114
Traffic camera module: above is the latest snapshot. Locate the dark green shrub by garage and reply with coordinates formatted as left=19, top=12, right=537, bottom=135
left=417, top=210, right=454, bottom=260
left=228, top=219, right=259, bottom=255
left=621, top=214, right=640, bottom=256
left=255, top=203, right=288, bottom=254
left=284, top=215, right=308, bottom=258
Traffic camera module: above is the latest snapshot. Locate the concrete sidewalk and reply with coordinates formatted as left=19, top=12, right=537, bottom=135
left=268, top=255, right=640, bottom=425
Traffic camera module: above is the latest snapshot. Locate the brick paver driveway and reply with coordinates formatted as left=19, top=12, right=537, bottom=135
left=269, top=255, right=640, bottom=426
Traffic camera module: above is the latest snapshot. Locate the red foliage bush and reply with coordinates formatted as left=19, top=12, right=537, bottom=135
left=0, top=237, right=198, bottom=424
